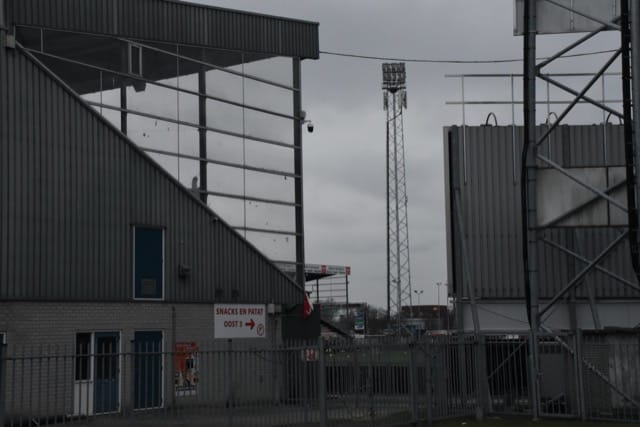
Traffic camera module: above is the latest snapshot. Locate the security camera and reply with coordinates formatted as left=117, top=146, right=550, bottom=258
left=306, top=121, right=314, bottom=133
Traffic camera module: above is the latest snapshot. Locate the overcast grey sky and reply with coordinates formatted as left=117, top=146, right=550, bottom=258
left=192, top=0, right=619, bottom=308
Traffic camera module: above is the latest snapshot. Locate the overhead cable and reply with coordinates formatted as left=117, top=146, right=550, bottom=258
left=319, top=49, right=618, bottom=64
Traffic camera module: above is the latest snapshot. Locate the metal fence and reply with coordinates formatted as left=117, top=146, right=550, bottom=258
left=1, top=331, right=640, bottom=426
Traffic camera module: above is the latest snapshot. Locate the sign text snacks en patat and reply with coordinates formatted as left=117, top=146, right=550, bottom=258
left=214, top=304, right=266, bottom=339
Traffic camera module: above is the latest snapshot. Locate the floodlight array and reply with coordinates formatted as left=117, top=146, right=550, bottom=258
left=382, top=62, right=406, bottom=91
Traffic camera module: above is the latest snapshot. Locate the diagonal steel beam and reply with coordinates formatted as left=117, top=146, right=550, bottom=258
left=541, top=237, right=640, bottom=293
left=542, top=0, right=621, bottom=31
left=537, top=154, right=628, bottom=212
left=573, top=231, right=602, bottom=329
left=539, top=231, right=629, bottom=317
left=539, top=179, right=627, bottom=228
left=537, top=26, right=612, bottom=70
left=539, top=74, right=624, bottom=119
left=535, top=50, right=622, bottom=147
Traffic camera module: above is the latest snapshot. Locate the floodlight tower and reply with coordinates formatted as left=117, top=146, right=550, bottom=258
left=382, top=63, right=413, bottom=328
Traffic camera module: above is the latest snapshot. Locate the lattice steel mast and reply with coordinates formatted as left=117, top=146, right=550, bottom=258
left=382, top=63, right=413, bottom=327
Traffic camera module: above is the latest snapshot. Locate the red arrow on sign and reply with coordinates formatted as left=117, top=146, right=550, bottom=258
left=245, top=319, right=255, bottom=330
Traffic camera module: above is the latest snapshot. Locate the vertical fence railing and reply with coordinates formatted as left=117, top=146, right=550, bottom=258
left=3, top=332, right=640, bottom=426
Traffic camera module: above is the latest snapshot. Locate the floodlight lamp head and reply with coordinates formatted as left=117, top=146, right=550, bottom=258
left=382, top=62, right=406, bottom=92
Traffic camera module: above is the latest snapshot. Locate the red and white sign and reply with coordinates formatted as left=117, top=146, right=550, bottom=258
left=303, top=292, right=314, bottom=319
left=214, top=304, right=267, bottom=339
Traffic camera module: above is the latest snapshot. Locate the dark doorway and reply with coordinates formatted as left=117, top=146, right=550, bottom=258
left=94, top=332, right=120, bottom=413
left=134, top=331, right=163, bottom=409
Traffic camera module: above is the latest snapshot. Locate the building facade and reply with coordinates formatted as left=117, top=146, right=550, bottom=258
left=0, top=0, right=319, bottom=418
left=445, top=125, right=640, bottom=331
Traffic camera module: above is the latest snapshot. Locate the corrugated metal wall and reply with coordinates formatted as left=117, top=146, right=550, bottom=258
left=5, top=0, right=319, bottom=59
left=446, top=125, right=638, bottom=300
left=0, top=45, right=302, bottom=304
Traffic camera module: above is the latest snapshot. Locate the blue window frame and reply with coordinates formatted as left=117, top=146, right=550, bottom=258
left=133, top=227, right=164, bottom=300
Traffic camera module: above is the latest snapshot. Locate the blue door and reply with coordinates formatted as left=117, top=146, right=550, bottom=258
left=94, top=332, right=119, bottom=413
left=134, top=331, right=163, bottom=409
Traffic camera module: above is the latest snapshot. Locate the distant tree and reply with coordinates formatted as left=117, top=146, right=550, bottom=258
left=361, top=305, right=387, bottom=335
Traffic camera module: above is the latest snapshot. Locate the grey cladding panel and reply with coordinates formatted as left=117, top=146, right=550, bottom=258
left=5, top=0, right=319, bottom=59
left=0, top=46, right=301, bottom=304
left=446, top=125, right=637, bottom=301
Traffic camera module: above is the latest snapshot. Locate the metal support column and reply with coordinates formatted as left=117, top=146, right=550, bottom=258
left=522, top=0, right=540, bottom=419
left=0, top=0, right=5, bottom=34
left=621, top=0, right=640, bottom=278
left=393, top=91, right=403, bottom=330
left=633, top=0, right=640, bottom=228
left=293, top=58, right=305, bottom=289
left=386, top=107, right=391, bottom=324
left=382, top=63, right=413, bottom=329
left=198, top=70, right=207, bottom=203
left=120, top=86, right=127, bottom=134
left=0, top=3, right=5, bottom=409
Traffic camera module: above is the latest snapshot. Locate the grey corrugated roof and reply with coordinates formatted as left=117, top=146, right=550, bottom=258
left=5, top=0, right=320, bottom=59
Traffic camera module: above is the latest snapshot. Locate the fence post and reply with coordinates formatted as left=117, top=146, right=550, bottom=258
left=226, top=339, right=233, bottom=427
left=368, top=342, right=375, bottom=425
left=425, top=336, right=433, bottom=425
left=0, top=342, right=5, bottom=425
left=318, top=337, right=327, bottom=427
left=409, top=342, right=419, bottom=427
left=576, top=329, right=586, bottom=421
left=528, top=330, right=540, bottom=420
left=475, top=334, right=488, bottom=421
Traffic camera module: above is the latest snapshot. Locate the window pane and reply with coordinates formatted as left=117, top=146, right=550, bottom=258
left=128, top=115, right=179, bottom=153
left=142, top=42, right=178, bottom=82
left=245, top=202, right=295, bottom=232
left=244, top=170, right=294, bottom=203
left=244, top=139, right=294, bottom=174
left=147, top=152, right=179, bottom=181
left=179, top=45, right=243, bottom=71
left=206, top=99, right=243, bottom=134
left=177, top=62, right=199, bottom=92
left=101, top=107, right=121, bottom=130
left=244, top=110, right=293, bottom=145
left=130, top=45, right=142, bottom=75
left=178, top=91, right=199, bottom=126
left=134, top=228, right=164, bottom=299
left=178, top=126, right=200, bottom=159
left=206, top=164, right=245, bottom=196
left=75, top=333, right=91, bottom=381
left=177, top=158, right=200, bottom=189
left=35, top=53, right=102, bottom=95
left=243, top=54, right=293, bottom=87
left=43, top=30, right=126, bottom=74
left=127, top=82, right=178, bottom=122
left=245, top=231, right=296, bottom=262
left=207, top=196, right=244, bottom=227
left=205, top=68, right=243, bottom=104
left=206, top=132, right=244, bottom=165
left=100, top=71, right=126, bottom=108
left=244, top=79, right=293, bottom=116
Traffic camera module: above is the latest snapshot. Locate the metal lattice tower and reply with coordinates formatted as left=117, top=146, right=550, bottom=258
left=382, top=63, right=413, bottom=327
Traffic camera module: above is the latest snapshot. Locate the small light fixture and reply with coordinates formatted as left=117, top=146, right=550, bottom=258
left=178, top=264, right=191, bottom=279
